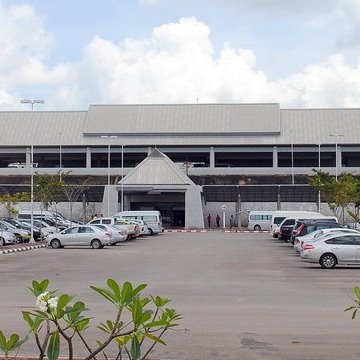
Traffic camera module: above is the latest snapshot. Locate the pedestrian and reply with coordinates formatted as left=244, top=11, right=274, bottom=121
left=207, top=214, right=212, bottom=228
left=230, top=215, right=235, bottom=229
left=92, top=213, right=98, bottom=220
left=216, top=214, right=220, bottom=228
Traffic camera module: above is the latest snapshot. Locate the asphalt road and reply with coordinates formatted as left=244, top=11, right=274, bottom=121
left=1, top=231, right=360, bottom=360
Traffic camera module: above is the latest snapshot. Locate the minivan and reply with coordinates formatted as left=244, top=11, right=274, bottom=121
left=248, top=211, right=272, bottom=231
left=113, top=211, right=162, bottom=235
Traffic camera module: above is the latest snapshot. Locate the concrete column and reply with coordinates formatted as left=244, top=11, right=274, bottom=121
left=86, top=147, right=91, bottom=169
left=210, top=147, right=215, bottom=168
left=185, top=185, right=204, bottom=228
left=273, top=146, right=278, bottom=168
left=101, top=185, right=119, bottom=216
left=337, top=145, right=342, bottom=174
left=26, top=147, right=31, bottom=169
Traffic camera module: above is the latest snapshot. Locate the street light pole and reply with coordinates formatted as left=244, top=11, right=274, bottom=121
left=100, top=135, right=118, bottom=216
left=30, top=145, right=35, bottom=243
left=291, top=142, right=294, bottom=184
left=121, top=144, right=124, bottom=212
left=20, top=99, right=44, bottom=243
left=20, top=99, right=45, bottom=111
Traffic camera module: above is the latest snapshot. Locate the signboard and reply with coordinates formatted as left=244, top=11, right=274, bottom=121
left=221, top=204, right=227, bottom=211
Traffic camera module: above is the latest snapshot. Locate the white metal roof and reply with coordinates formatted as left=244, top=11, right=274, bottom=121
left=0, top=104, right=359, bottom=147
left=83, top=103, right=280, bottom=135
left=121, top=149, right=195, bottom=185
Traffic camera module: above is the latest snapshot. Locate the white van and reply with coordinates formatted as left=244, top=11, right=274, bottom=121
left=270, top=211, right=326, bottom=238
left=113, top=211, right=162, bottom=235
left=248, top=211, right=273, bottom=231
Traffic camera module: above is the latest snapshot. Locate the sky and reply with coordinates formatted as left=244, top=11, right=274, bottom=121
left=1, top=0, right=360, bottom=110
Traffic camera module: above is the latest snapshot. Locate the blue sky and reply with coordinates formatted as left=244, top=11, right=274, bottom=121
left=1, top=0, right=360, bottom=110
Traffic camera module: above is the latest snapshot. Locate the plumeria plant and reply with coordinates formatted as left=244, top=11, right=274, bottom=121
left=345, top=286, right=360, bottom=319
left=0, top=279, right=182, bottom=360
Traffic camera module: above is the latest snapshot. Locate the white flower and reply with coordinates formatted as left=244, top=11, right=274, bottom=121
left=35, top=292, right=58, bottom=313
left=48, top=296, right=58, bottom=309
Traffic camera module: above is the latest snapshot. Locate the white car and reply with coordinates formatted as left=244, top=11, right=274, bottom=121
left=294, top=228, right=360, bottom=253
left=0, top=230, right=17, bottom=246
left=301, top=232, right=360, bottom=268
left=91, top=224, right=127, bottom=244
left=46, top=225, right=113, bottom=249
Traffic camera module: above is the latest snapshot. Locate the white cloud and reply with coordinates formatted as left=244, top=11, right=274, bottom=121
left=140, top=0, right=160, bottom=6
left=1, top=3, right=360, bottom=110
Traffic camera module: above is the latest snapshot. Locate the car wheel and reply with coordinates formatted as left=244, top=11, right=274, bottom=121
left=254, top=225, right=261, bottom=231
left=91, top=239, right=103, bottom=249
left=319, top=253, right=337, bottom=269
left=149, top=228, right=154, bottom=236
left=0, top=237, right=4, bottom=246
left=50, top=239, right=61, bottom=249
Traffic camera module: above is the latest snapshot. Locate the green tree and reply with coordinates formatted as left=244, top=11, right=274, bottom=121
left=0, top=192, right=30, bottom=217
left=34, top=172, right=64, bottom=211
left=309, top=169, right=360, bottom=222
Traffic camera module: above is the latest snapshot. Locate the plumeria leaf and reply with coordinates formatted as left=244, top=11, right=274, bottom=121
left=47, top=330, right=60, bottom=360
left=143, top=333, right=166, bottom=346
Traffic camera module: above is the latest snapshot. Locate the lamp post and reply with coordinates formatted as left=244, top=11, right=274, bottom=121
left=20, top=99, right=45, bottom=111
left=291, top=142, right=294, bottom=184
left=329, top=134, right=344, bottom=181
left=121, top=144, right=124, bottom=212
left=29, top=145, right=35, bottom=243
left=20, top=99, right=44, bottom=243
left=100, top=135, right=118, bottom=216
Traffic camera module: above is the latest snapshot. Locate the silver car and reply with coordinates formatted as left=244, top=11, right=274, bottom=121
left=91, top=224, right=127, bottom=244
left=301, top=232, right=360, bottom=269
left=294, top=228, right=360, bottom=253
left=0, top=229, right=17, bottom=246
left=46, top=225, right=113, bottom=249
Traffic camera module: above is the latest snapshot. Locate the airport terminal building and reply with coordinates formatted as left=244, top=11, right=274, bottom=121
left=0, top=103, right=359, bottom=228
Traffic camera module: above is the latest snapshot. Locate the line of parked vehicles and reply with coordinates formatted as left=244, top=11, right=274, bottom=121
left=0, top=210, right=163, bottom=249
left=270, top=210, right=360, bottom=269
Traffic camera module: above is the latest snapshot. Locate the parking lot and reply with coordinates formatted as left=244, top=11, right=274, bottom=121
left=1, top=231, right=360, bottom=360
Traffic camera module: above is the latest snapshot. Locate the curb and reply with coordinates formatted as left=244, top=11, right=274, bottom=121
left=0, top=244, right=47, bottom=255
left=164, top=229, right=208, bottom=233
left=163, top=229, right=270, bottom=233
left=224, top=230, right=270, bottom=233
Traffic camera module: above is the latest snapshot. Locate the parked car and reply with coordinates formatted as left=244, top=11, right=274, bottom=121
left=0, top=221, right=31, bottom=243
left=130, top=219, right=150, bottom=236
left=294, top=228, right=360, bottom=253
left=19, top=219, right=57, bottom=238
left=0, top=229, right=17, bottom=246
left=46, top=225, right=114, bottom=249
left=91, top=224, right=127, bottom=244
left=301, top=232, right=360, bottom=268
left=290, top=219, right=341, bottom=244
left=88, top=218, right=139, bottom=240
left=2, top=218, right=42, bottom=241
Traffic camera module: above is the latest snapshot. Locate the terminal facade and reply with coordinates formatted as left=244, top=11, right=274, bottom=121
left=0, top=103, right=359, bottom=227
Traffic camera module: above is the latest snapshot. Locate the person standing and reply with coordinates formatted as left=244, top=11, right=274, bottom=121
left=207, top=214, right=212, bottom=228
left=216, top=214, right=220, bottom=228
left=230, top=215, right=235, bottom=229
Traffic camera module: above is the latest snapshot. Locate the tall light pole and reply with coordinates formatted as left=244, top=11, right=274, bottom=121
left=291, top=142, right=294, bottom=184
left=20, top=99, right=44, bottom=243
left=318, top=143, right=321, bottom=212
left=121, top=144, right=124, bottom=212
left=100, top=135, right=118, bottom=216
left=30, top=145, right=35, bottom=243
left=329, top=134, right=344, bottom=181
left=20, top=99, right=45, bottom=111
